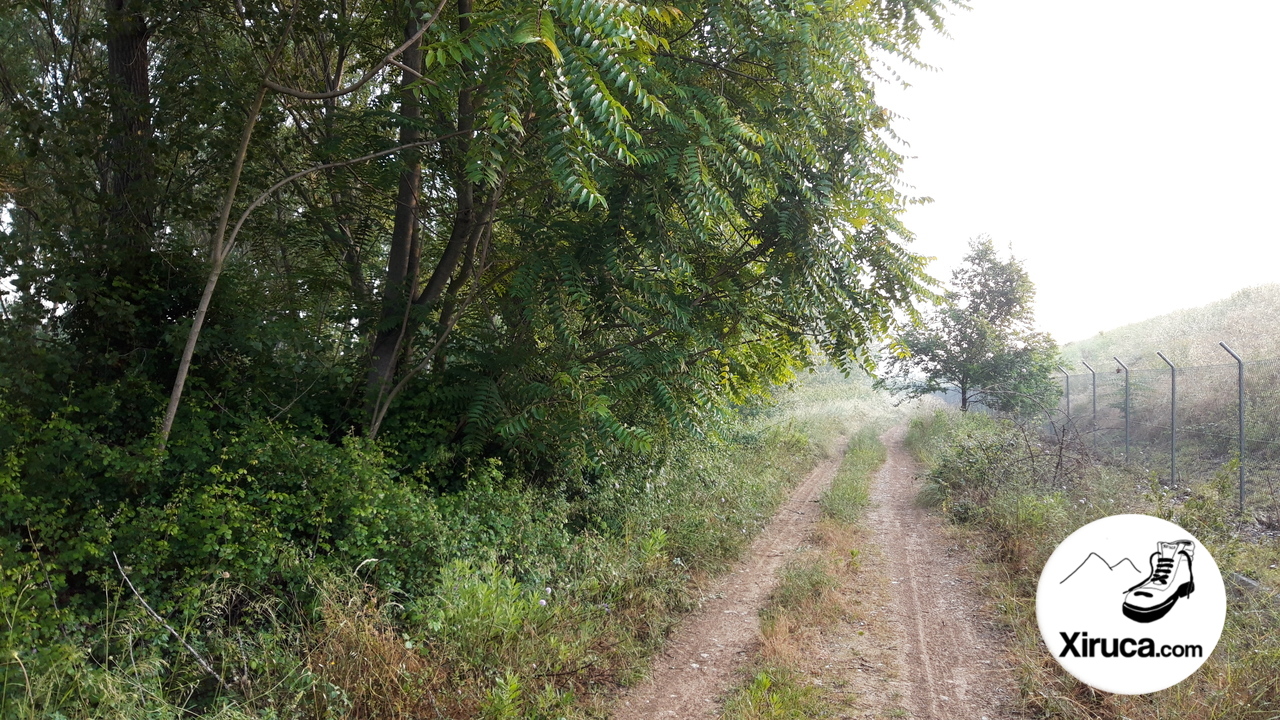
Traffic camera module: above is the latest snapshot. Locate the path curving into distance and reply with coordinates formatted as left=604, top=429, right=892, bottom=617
left=611, top=427, right=1022, bottom=719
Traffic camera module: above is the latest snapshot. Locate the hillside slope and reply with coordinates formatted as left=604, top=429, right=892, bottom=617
left=1059, top=283, right=1280, bottom=368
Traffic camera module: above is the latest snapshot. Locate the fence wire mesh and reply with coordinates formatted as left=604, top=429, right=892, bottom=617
left=1057, top=357, right=1280, bottom=526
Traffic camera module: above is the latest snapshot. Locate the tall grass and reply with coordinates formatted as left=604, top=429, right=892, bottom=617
left=911, top=409, right=1280, bottom=719
left=1059, top=283, right=1280, bottom=366
left=2, top=371, right=891, bottom=718
left=1052, top=283, right=1280, bottom=526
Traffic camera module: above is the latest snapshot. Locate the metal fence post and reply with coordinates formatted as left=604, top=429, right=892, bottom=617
left=1058, top=365, right=1070, bottom=418
left=1219, top=342, right=1246, bottom=514
left=1157, top=352, right=1176, bottom=486
left=1115, top=357, right=1130, bottom=462
left=1081, top=361, right=1097, bottom=450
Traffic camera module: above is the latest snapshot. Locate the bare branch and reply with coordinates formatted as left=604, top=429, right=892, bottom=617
left=159, top=84, right=269, bottom=448
left=388, top=58, right=432, bottom=83
left=263, top=0, right=448, bottom=100
left=113, top=553, right=235, bottom=695
left=158, top=132, right=463, bottom=446
left=223, top=133, right=464, bottom=260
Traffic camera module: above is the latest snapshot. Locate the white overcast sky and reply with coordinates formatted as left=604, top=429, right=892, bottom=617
left=875, top=0, right=1280, bottom=345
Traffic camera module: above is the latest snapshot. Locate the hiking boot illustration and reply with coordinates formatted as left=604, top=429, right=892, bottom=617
left=1122, top=540, right=1195, bottom=623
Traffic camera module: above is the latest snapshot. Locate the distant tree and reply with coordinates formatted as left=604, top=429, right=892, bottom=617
left=879, top=237, right=1059, bottom=413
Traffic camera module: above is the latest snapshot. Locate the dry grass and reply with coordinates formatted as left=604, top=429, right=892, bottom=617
left=913, top=409, right=1280, bottom=720
left=719, top=540, right=860, bottom=720
left=302, top=583, right=454, bottom=719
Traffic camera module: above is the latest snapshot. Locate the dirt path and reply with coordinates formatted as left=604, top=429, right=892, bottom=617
left=612, top=440, right=849, bottom=720
left=845, top=425, right=1020, bottom=719
left=611, top=427, right=1020, bottom=719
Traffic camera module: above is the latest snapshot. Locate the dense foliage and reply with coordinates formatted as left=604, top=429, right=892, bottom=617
left=0, top=0, right=948, bottom=714
left=880, top=236, right=1059, bottom=413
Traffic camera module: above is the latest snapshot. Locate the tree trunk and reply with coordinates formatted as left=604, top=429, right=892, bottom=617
left=68, top=0, right=164, bottom=370
left=364, top=10, right=426, bottom=409
left=105, top=0, right=153, bottom=244
left=364, top=0, right=483, bottom=425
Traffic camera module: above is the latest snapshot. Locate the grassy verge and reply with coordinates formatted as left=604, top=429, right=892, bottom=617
left=2, top=372, right=889, bottom=719
left=4, top=424, right=820, bottom=719
left=909, top=409, right=1280, bottom=719
left=717, top=425, right=888, bottom=720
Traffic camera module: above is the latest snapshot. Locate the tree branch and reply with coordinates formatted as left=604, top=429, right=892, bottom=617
left=367, top=258, right=515, bottom=438
left=158, top=83, right=269, bottom=447
left=159, top=132, right=463, bottom=445
left=224, top=133, right=464, bottom=261
left=263, top=0, right=448, bottom=100
left=114, top=553, right=235, bottom=695
left=654, top=52, right=777, bottom=84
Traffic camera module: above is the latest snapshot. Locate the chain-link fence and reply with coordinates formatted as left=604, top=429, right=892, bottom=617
left=1054, top=351, right=1280, bottom=525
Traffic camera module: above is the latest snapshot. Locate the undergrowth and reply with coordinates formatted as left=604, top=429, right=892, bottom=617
left=910, top=409, right=1280, bottom=719
left=1, top=371, right=887, bottom=718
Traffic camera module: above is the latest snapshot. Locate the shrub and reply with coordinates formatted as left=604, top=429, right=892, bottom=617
left=915, top=407, right=1280, bottom=720
left=2, top=377, right=859, bottom=717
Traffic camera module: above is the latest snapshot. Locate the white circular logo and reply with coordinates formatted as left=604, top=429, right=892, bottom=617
left=1036, top=514, right=1225, bottom=695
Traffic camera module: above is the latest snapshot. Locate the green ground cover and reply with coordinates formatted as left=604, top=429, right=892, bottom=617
left=909, top=409, right=1280, bottom=719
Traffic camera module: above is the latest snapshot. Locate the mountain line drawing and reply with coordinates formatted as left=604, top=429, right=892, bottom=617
left=1059, top=552, right=1143, bottom=584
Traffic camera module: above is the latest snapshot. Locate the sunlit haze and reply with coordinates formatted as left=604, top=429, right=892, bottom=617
left=875, top=0, right=1280, bottom=344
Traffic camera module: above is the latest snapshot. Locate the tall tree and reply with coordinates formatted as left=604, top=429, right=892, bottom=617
left=0, top=0, right=952, bottom=506
left=880, top=237, right=1060, bottom=413
left=0, top=5, right=955, bottom=705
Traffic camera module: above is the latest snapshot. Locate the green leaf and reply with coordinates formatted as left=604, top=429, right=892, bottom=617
left=540, top=12, right=563, bottom=63
left=512, top=15, right=540, bottom=44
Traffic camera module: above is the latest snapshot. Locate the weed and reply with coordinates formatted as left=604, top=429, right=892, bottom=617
left=915, top=408, right=1280, bottom=720
left=769, top=557, right=839, bottom=616
left=821, top=428, right=884, bottom=524
left=719, top=668, right=827, bottom=720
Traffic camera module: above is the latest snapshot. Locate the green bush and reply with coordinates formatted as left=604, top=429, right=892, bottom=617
left=916, top=412, right=1016, bottom=514
left=914, top=408, right=1280, bottom=719
left=910, top=410, right=1091, bottom=570
left=1, top=381, right=853, bottom=717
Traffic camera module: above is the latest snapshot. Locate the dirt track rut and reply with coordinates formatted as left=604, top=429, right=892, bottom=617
left=850, top=426, right=1019, bottom=719
left=611, top=427, right=1020, bottom=719
left=612, top=440, right=847, bottom=719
